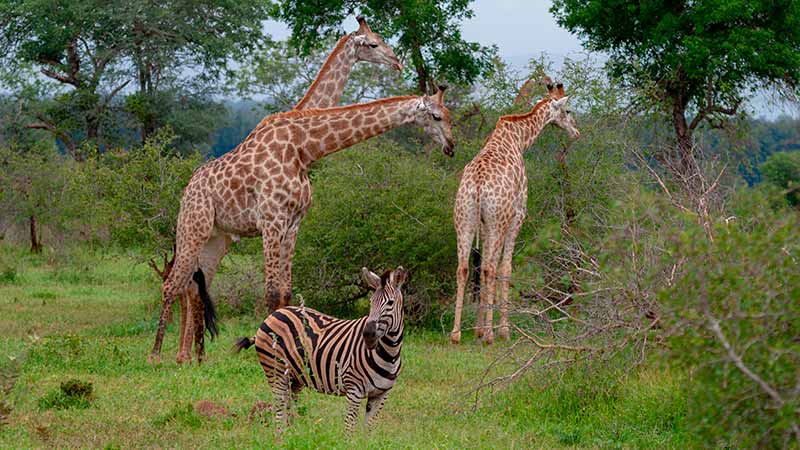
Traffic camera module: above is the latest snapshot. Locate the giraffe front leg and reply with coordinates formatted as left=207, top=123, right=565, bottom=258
left=365, top=391, right=390, bottom=428
left=278, top=217, right=302, bottom=310
left=260, top=220, right=285, bottom=314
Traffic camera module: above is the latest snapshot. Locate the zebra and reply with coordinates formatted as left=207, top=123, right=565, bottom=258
left=234, top=266, right=407, bottom=432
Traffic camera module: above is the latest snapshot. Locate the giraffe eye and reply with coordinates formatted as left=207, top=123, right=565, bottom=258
left=369, top=43, right=379, bottom=48
left=431, top=113, right=442, bottom=121
left=566, top=109, right=572, bottom=114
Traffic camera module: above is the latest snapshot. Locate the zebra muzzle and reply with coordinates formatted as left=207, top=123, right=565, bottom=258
left=363, top=321, right=378, bottom=350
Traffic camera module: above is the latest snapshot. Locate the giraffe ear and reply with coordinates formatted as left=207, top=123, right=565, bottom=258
left=551, top=96, right=569, bottom=110
left=362, top=267, right=381, bottom=290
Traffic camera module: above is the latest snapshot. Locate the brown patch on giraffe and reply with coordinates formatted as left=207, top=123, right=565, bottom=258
left=293, top=35, right=352, bottom=110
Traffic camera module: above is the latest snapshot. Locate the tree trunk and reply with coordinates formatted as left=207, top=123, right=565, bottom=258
left=29, top=215, right=42, bottom=254
left=671, top=98, right=694, bottom=176
left=410, top=44, right=430, bottom=94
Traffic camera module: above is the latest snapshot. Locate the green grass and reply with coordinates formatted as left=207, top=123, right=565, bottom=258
left=0, top=245, right=693, bottom=448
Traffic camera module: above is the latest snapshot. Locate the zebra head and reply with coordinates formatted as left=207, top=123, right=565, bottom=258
left=361, top=266, right=408, bottom=350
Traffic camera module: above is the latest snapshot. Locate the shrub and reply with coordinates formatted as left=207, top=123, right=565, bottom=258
left=38, top=379, right=93, bottom=410
left=661, top=210, right=800, bottom=447
left=290, top=140, right=459, bottom=323
left=760, top=150, right=800, bottom=206
left=93, top=128, right=201, bottom=253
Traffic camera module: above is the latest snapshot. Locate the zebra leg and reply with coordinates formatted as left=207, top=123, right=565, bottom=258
left=271, top=369, right=291, bottom=432
left=365, top=391, right=390, bottom=428
left=344, top=390, right=364, bottom=433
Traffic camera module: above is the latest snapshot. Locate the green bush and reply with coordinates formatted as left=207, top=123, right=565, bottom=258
left=93, top=129, right=201, bottom=253
left=661, top=208, right=800, bottom=447
left=38, top=379, right=93, bottom=410
left=290, top=141, right=459, bottom=323
left=760, top=150, right=800, bottom=206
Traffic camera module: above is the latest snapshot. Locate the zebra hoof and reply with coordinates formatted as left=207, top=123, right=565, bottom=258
left=450, top=331, right=461, bottom=344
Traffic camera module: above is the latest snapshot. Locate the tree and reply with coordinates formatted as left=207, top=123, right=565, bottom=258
left=272, top=0, right=497, bottom=94
left=0, top=0, right=272, bottom=153
left=551, top=0, right=800, bottom=176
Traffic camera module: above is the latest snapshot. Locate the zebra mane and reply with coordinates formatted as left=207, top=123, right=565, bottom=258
left=379, top=270, right=392, bottom=286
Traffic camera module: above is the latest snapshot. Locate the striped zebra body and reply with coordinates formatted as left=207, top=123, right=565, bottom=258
left=255, top=306, right=403, bottom=396
left=238, top=266, right=407, bottom=432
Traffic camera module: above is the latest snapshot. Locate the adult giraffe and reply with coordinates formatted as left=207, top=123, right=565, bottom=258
left=158, top=16, right=403, bottom=364
left=450, top=80, right=580, bottom=345
left=150, top=88, right=454, bottom=363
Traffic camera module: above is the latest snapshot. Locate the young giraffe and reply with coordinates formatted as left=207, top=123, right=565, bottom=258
left=160, top=16, right=402, bottom=365
left=450, top=81, right=580, bottom=345
left=150, top=88, right=454, bottom=362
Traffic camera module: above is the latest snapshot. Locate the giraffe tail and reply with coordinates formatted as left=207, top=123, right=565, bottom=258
left=192, top=269, right=218, bottom=339
left=232, top=336, right=255, bottom=353
left=470, top=246, right=482, bottom=302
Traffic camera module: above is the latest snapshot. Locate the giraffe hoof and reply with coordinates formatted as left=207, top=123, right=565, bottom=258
left=498, top=327, right=510, bottom=341
left=482, top=331, right=494, bottom=345
left=176, top=353, right=191, bottom=365
left=450, top=331, right=461, bottom=344
left=476, top=328, right=485, bottom=338
left=147, top=353, right=162, bottom=365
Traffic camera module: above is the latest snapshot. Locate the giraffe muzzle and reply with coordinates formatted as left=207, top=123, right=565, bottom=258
left=443, top=140, right=455, bottom=157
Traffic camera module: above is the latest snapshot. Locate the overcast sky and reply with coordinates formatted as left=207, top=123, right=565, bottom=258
left=266, top=0, right=584, bottom=69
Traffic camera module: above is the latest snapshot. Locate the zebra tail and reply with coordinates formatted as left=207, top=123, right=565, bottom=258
left=233, top=336, right=255, bottom=353
left=192, top=269, right=218, bottom=340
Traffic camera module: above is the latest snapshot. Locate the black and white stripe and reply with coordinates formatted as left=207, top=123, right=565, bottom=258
left=235, top=266, right=407, bottom=432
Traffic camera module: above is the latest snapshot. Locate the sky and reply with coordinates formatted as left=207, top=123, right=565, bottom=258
left=265, top=0, right=584, bottom=70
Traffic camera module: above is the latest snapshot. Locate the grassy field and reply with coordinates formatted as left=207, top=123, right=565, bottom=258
left=0, top=246, right=692, bottom=448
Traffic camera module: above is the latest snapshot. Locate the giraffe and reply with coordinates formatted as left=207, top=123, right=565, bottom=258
left=162, top=16, right=402, bottom=365
left=150, top=87, right=454, bottom=363
left=450, top=80, right=580, bottom=345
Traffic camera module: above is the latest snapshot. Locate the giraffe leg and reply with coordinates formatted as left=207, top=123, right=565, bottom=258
left=278, top=216, right=302, bottom=310
left=176, top=291, right=193, bottom=364
left=190, top=287, right=205, bottom=365
left=261, top=220, right=286, bottom=314
left=150, top=206, right=212, bottom=362
left=451, top=210, right=477, bottom=345
left=498, top=214, right=523, bottom=341
left=452, top=188, right=479, bottom=344
left=365, top=391, right=390, bottom=427
left=479, top=228, right=502, bottom=345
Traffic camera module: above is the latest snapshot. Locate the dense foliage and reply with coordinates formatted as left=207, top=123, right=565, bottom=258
left=551, top=0, right=800, bottom=174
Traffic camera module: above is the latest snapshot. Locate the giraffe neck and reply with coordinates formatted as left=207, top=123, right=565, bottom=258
left=492, top=98, right=552, bottom=153
left=297, top=96, right=420, bottom=165
left=293, top=35, right=357, bottom=110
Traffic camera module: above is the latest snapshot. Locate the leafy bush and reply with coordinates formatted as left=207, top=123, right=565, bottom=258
left=760, top=150, right=800, bottom=206
left=290, top=141, right=459, bottom=323
left=662, top=208, right=800, bottom=447
left=93, top=129, right=201, bottom=253
left=38, top=379, right=93, bottom=410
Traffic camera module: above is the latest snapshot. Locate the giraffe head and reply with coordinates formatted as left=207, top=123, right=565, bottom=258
left=362, top=266, right=407, bottom=350
left=352, top=16, right=403, bottom=71
left=545, top=82, right=580, bottom=140
left=413, top=84, right=455, bottom=157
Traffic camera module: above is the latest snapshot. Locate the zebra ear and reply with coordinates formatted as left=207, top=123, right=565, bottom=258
left=362, top=267, right=381, bottom=290
left=391, top=266, right=408, bottom=288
